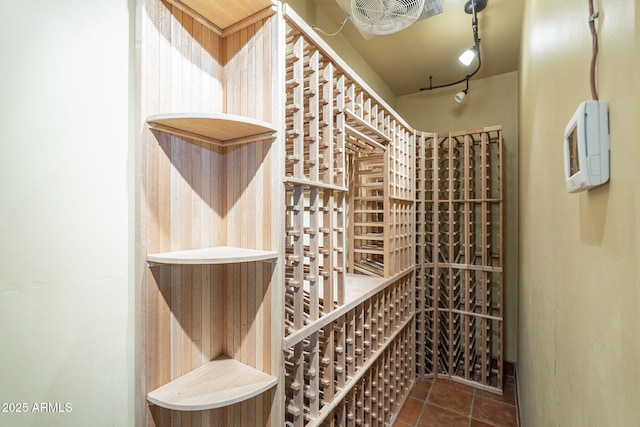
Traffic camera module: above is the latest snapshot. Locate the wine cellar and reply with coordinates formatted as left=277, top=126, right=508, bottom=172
left=136, top=1, right=504, bottom=426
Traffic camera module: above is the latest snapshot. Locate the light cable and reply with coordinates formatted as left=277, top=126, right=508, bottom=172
left=588, top=0, right=599, bottom=100
left=312, top=14, right=350, bottom=37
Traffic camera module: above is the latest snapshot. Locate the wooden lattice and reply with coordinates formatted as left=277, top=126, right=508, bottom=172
left=415, top=127, right=504, bottom=393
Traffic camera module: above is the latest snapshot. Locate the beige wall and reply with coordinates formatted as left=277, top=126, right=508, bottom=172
left=519, top=0, right=640, bottom=425
left=0, top=1, right=134, bottom=426
left=397, top=71, right=520, bottom=363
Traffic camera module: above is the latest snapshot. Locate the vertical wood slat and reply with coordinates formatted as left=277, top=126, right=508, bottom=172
left=479, top=131, right=489, bottom=384
left=140, top=27, right=158, bottom=414
left=139, top=2, right=281, bottom=426
left=336, top=319, right=346, bottom=390
left=308, top=49, right=320, bottom=320
left=415, top=134, right=425, bottom=379
left=496, top=129, right=504, bottom=390
left=333, top=74, right=345, bottom=306
left=335, top=190, right=346, bottom=306
left=447, top=136, right=455, bottom=376
left=322, top=62, right=337, bottom=310
left=434, top=135, right=443, bottom=376
left=307, top=51, right=321, bottom=418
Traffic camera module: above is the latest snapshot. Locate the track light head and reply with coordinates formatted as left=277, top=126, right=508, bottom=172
left=464, top=0, right=488, bottom=14
left=454, top=90, right=467, bottom=103
left=458, top=46, right=478, bottom=66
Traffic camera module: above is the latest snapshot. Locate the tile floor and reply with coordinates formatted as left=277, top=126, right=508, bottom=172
left=393, top=376, right=518, bottom=427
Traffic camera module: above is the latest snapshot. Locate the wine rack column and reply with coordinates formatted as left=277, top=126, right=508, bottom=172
left=283, top=22, right=348, bottom=426
left=416, top=127, right=504, bottom=392
left=415, top=132, right=437, bottom=378
left=283, top=6, right=416, bottom=426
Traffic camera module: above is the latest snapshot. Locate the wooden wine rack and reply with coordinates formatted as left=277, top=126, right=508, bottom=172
left=283, top=272, right=414, bottom=426
left=283, top=6, right=416, bottom=426
left=351, top=152, right=387, bottom=277
left=415, top=127, right=504, bottom=393
left=320, top=323, right=414, bottom=426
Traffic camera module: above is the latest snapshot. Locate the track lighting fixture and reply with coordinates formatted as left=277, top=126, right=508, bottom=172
left=458, top=46, right=478, bottom=66
left=453, top=76, right=469, bottom=104
left=454, top=90, right=467, bottom=103
left=420, top=0, right=486, bottom=101
left=454, top=77, right=470, bottom=103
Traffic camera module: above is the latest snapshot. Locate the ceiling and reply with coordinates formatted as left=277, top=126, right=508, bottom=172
left=312, top=0, right=525, bottom=96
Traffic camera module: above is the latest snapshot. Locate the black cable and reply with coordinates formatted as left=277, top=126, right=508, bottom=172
left=419, top=0, right=482, bottom=92
left=420, top=52, right=481, bottom=92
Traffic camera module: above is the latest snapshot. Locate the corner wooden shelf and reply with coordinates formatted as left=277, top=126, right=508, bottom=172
left=138, top=2, right=283, bottom=425
left=147, top=356, right=278, bottom=411
left=147, top=246, right=278, bottom=265
left=163, top=0, right=276, bottom=37
left=147, top=112, right=276, bottom=147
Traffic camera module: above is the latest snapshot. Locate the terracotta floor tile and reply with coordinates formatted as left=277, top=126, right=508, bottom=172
left=503, top=379, right=517, bottom=404
left=472, top=395, right=518, bottom=427
left=397, top=397, right=426, bottom=425
left=470, top=419, right=494, bottom=427
left=428, top=382, right=473, bottom=416
left=410, top=380, right=433, bottom=400
left=476, top=380, right=516, bottom=406
left=434, top=378, right=477, bottom=394
left=394, top=421, right=414, bottom=427
left=416, top=403, right=470, bottom=427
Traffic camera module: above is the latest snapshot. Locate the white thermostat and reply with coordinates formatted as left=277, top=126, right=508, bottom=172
left=563, top=100, right=610, bottom=193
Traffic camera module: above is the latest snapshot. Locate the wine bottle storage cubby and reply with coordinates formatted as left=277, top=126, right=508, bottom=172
left=320, top=323, right=414, bottom=427
left=283, top=272, right=414, bottom=427
left=350, top=152, right=387, bottom=277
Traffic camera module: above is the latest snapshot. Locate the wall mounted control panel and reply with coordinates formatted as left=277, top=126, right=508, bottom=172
left=564, top=100, right=610, bottom=193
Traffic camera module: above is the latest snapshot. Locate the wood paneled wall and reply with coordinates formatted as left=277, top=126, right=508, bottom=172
left=140, top=0, right=224, bottom=116
left=223, top=19, right=275, bottom=121
left=137, top=1, right=282, bottom=425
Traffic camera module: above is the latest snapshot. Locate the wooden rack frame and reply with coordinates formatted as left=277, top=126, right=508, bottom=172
left=283, top=6, right=416, bottom=426
left=283, top=272, right=414, bottom=426
left=414, top=127, right=504, bottom=393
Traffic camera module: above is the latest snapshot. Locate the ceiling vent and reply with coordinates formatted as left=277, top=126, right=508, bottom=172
left=335, top=0, right=443, bottom=38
